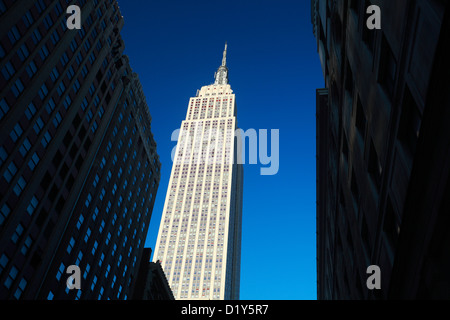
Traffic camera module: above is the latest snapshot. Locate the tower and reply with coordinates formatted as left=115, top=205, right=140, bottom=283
left=153, top=43, right=243, bottom=300
left=313, top=0, right=450, bottom=299
left=0, top=0, right=161, bottom=299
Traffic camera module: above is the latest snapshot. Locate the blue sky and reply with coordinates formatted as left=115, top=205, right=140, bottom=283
left=117, top=0, right=324, bottom=300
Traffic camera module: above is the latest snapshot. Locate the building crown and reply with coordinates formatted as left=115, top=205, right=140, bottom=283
left=214, top=42, right=229, bottom=85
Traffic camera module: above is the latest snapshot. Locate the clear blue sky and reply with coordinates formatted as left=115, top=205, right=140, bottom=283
left=117, top=0, right=324, bottom=300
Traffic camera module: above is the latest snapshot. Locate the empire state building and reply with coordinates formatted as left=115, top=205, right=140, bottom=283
left=153, top=44, right=243, bottom=300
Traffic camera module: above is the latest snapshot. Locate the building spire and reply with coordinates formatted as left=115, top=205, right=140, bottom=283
left=215, top=42, right=229, bottom=85
left=222, top=42, right=227, bottom=67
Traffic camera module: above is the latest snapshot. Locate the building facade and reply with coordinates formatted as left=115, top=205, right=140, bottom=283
left=0, top=0, right=161, bottom=300
left=153, top=44, right=243, bottom=300
left=132, top=248, right=174, bottom=300
left=313, top=0, right=450, bottom=299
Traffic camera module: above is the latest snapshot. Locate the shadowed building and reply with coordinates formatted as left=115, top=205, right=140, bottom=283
left=0, top=0, right=161, bottom=299
left=132, top=248, right=174, bottom=300
left=313, top=0, right=450, bottom=299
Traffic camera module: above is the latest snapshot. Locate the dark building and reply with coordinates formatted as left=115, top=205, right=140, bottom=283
left=132, top=248, right=174, bottom=300
left=313, top=0, right=450, bottom=299
left=0, top=0, right=161, bottom=300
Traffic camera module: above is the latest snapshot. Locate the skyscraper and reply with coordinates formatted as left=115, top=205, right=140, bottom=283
left=0, top=0, right=160, bottom=299
left=153, top=44, right=243, bottom=300
left=313, top=0, right=450, bottom=299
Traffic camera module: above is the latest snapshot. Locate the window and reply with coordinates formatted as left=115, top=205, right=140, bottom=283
left=75, top=251, right=83, bottom=265
left=67, top=237, right=75, bottom=254
left=99, top=188, right=105, bottom=201
left=17, top=44, right=29, bottom=61
left=72, top=79, right=81, bottom=93
left=105, top=201, right=112, bottom=213
left=57, top=82, right=65, bottom=96
left=93, top=95, right=100, bottom=107
left=98, top=287, right=104, bottom=300
left=21, top=10, right=34, bottom=28
left=56, top=263, right=65, bottom=281
left=85, top=109, right=93, bottom=123
left=35, top=0, right=46, bottom=13
left=89, top=84, right=96, bottom=96
left=33, top=117, right=44, bottom=135
left=50, top=30, right=59, bottom=45
left=4, top=162, right=17, bottom=183
left=21, top=236, right=33, bottom=256
left=13, top=176, right=27, bottom=196
left=52, top=112, right=62, bottom=128
left=93, top=174, right=100, bottom=188
left=25, top=103, right=36, bottom=120
left=76, top=214, right=84, bottom=229
left=26, top=196, right=38, bottom=216
left=4, top=266, right=18, bottom=289
left=81, top=65, right=88, bottom=78
left=11, top=224, right=24, bottom=243
left=93, top=207, right=99, bottom=221
left=81, top=97, right=88, bottom=111
left=99, top=253, right=105, bottom=266
left=92, top=241, right=98, bottom=255
left=1, top=203, right=11, bottom=225
left=31, top=29, right=42, bottom=44
left=83, top=264, right=90, bottom=279
left=8, top=26, right=21, bottom=45
left=88, top=52, right=96, bottom=64
left=43, top=14, right=53, bottom=30
left=60, top=19, right=67, bottom=33
left=63, top=95, right=72, bottom=109
left=60, top=52, right=69, bottom=66
left=83, top=39, right=91, bottom=52
left=85, top=193, right=92, bottom=208
left=10, top=123, right=23, bottom=142
left=0, top=254, right=9, bottom=275
left=84, top=228, right=91, bottom=243
left=91, top=275, right=97, bottom=291
left=11, top=79, right=24, bottom=98
left=39, top=44, right=49, bottom=61
left=50, top=67, right=59, bottom=82
left=66, top=66, right=75, bottom=80
left=54, top=2, right=63, bottom=15
left=26, top=61, right=37, bottom=78
left=1, top=61, right=15, bottom=81
left=45, top=98, right=56, bottom=114
left=99, top=220, right=105, bottom=233
left=70, top=39, right=78, bottom=53
left=28, top=152, right=40, bottom=171
left=41, top=131, right=52, bottom=148
left=38, top=84, right=48, bottom=100
left=0, top=98, right=9, bottom=120
left=75, top=52, right=83, bottom=65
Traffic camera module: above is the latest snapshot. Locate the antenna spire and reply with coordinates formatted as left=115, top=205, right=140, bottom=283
left=215, top=42, right=229, bottom=85
left=222, top=42, right=227, bottom=66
